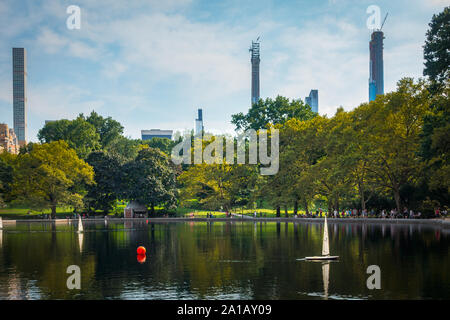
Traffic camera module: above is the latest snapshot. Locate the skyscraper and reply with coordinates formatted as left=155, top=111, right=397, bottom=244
left=305, top=89, right=319, bottom=113
left=195, top=108, right=203, bottom=136
left=369, top=31, right=384, bottom=102
left=12, top=48, right=27, bottom=146
left=249, top=40, right=260, bottom=105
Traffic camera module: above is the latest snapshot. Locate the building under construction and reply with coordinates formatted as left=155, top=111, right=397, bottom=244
left=369, top=30, right=384, bottom=102
left=249, top=40, right=260, bottom=105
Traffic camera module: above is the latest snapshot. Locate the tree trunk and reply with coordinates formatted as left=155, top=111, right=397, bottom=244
left=51, top=205, right=57, bottom=219
left=151, top=203, right=155, bottom=215
left=284, top=206, right=288, bottom=217
left=303, top=198, right=309, bottom=215
left=276, top=206, right=280, bottom=217
left=360, top=185, right=366, bottom=211
left=393, top=186, right=401, bottom=214
left=293, top=200, right=298, bottom=215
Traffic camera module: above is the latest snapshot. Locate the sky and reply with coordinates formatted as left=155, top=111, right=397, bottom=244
left=0, top=0, right=448, bottom=142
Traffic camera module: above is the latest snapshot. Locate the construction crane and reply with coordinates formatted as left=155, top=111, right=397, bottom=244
left=380, top=12, right=388, bottom=31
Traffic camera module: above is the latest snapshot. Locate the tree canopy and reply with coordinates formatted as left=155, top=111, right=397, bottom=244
left=423, top=6, right=450, bottom=90
left=10, top=141, right=94, bottom=218
left=231, top=96, right=316, bottom=131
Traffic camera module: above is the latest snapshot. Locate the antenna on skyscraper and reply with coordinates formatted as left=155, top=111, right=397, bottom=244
left=380, top=12, right=388, bottom=31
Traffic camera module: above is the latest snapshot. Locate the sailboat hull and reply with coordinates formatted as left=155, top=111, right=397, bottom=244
left=305, top=256, right=339, bottom=261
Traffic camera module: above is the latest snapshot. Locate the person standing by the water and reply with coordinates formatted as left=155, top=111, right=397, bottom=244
left=435, top=208, right=441, bottom=218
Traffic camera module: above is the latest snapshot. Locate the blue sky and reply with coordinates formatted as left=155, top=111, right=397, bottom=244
left=0, top=0, right=447, bottom=141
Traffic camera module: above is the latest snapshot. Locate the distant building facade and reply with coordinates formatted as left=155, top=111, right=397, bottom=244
left=305, top=89, right=319, bottom=113
left=195, top=108, right=204, bottom=136
left=0, top=123, right=20, bottom=154
left=141, top=129, right=173, bottom=140
left=369, top=31, right=384, bottom=102
left=12, top=48, right=27, bottom=146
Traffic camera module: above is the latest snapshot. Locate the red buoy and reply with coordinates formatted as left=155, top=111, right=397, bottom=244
left=137, top=246, right=146, bottom=255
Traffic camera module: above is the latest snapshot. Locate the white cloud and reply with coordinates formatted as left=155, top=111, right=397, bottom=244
left=28, top=84, right=105, bottom=119
left=423, top=0, right=449, bottom=8
left=36, top=28, right=68, bottom=54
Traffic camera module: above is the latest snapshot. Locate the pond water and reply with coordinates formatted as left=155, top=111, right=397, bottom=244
left=0, top=221, right=448, bottom=300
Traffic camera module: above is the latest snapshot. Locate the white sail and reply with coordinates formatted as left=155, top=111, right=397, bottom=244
left=0, top=230, right=3, bottom=248
left=322, top=262, right=329, bottom=300
left=322, top=216, right=330, bottom=256
left=78, top=215, right=84, bottom=233
left=0, top=216, right=3, bottom=229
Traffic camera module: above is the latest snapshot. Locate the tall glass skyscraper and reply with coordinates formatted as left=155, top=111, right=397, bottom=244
left=305, top=89, right=318, bottom=113
left=369, top=31, right=384, bottom=102
left=12, top=48, right=27, bottom=146
left=249, top=41, right=260, bottom=105
left=195, top=108, right=204, bottom=136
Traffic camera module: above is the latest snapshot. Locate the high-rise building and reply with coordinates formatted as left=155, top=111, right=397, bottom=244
left=141, top=129, right=173, bottom=140
left=369, top=31, right=384, bottom=102
left=305, top=90, right=319, bottom=113
left=12, top=48, right=27, bottom=146
left=0, top=123, right=20, bottom=154
left=195, top=108, right=204, bottom=136
left=249, top=40, right=260, bottom=105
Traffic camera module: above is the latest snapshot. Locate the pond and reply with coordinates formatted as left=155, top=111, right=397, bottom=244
left=0, top=220, right=448, bottom=299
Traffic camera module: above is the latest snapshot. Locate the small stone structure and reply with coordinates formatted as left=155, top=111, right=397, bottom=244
left=124, top=201, right=148, bottom=218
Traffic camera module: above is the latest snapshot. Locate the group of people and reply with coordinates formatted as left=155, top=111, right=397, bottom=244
left=303, top=207, right=448, bottom=219
left=190, top=207, right=449, bottom=219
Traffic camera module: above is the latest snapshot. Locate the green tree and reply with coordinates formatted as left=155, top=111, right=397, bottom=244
left=143, top=137, right=176, bottom=156
left=122, top=147, right=177, bottom=214
left=0, top=152, right=15, bottom=205
left=420, top=79, right=450, bottom=195
left=11, top=141, right=94, bottom=218
left=423, top=6, right=450, bottom=91
left=360, top=78, right=430, bottom=213
left=83, top=111, right=124, bottom=149
left=84, top=151, right=123, bottom=213
left=231, top=95, right=316, bottom=131
left=106, top=135, right=142, bottom=161
left=179, top=163, right=259, bottom=212
left=37, top=117, right=100, bottom=159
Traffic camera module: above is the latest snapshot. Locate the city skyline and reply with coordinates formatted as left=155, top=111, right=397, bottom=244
left=0, top=0, right=447, bottom=142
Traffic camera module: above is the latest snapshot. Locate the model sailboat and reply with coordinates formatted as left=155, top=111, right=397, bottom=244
left=305, top=216, right=339, bottom=260
left=0, top=216, right=3, bottom=229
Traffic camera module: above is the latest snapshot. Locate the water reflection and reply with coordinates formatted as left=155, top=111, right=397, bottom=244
left=78, top=233, right=83, bottom=253
left=322, top=262, right=329, bottom=300
left=0, top=221, right=448, bottom=300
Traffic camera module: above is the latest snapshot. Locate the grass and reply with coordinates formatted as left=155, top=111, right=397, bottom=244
left=0, top=201, right=317, bottom=220
left=0, top=207, right=75, bottom=220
